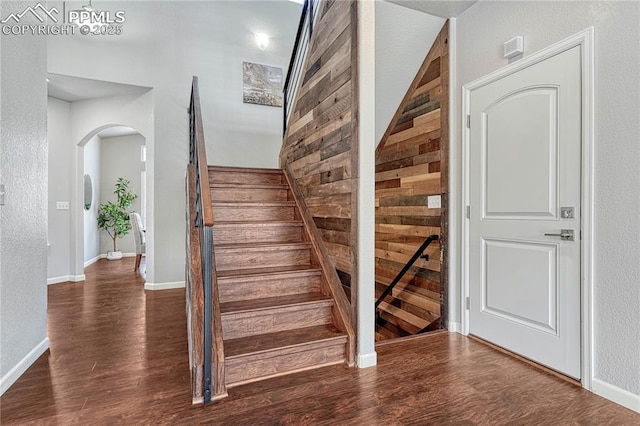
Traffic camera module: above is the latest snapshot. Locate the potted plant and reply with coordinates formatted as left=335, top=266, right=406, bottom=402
left=97, top=177, right=137, bottom=260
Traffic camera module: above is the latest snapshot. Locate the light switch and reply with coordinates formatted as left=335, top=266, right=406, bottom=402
left=56, top=201, right=70, bottom=210
left=427, top=195, right=441, bottom=209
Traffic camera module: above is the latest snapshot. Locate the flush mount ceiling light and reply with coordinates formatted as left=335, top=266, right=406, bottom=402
left=255, top=33, right=270, bottom=51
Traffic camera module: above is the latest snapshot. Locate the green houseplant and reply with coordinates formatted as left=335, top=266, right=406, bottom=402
left=98, top=177, right=137, bottom=260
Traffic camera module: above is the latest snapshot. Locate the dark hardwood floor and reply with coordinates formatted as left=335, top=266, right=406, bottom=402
left=1, top=258, right=638, bottom=425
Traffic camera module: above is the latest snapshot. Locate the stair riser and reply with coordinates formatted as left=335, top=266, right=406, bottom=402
left=222, top=303, right=333, bottom=340
left=213, top=206, right=295, bottom=222
left=218, top=274, right=321, bottom=303
left=214, top=247, right=311, bottom=271
left=225, top=341, right=346, bottom=385
left=213, top=225, right=303, bottom=245
left=211, top=188, right=288, bottom=202
left=210, top=171, right=283, bottom=186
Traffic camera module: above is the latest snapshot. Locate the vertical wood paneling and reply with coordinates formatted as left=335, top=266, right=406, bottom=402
left=375, top=22, right=449, bottom=340
left=281, top=0, right=358, bottom=297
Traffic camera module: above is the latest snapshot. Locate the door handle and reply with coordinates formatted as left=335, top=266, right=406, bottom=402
left=544, top=229, right=574, bottom=241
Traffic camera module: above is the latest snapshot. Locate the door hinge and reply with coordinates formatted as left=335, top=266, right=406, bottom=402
left=466, top=297, right=470, bottom=310
left=466, top=205, right=470, bottom=219
left=466, top=115, right=471, bottom=128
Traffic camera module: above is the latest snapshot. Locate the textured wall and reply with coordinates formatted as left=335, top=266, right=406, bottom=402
left=454, top=0, right=640, bottom=396
left=375, top=22, right=448, bottom=340
left=48, top=1, right=301, bottom=285
left=0, top=1, right=48, bottom=392
left=280, top=0, right=357, bottom=297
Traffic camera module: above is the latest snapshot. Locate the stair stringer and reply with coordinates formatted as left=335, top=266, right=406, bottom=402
left=283, top=165, right=356, bottom=366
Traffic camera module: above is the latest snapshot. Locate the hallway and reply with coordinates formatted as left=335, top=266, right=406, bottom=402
left=1, top=259, right=637, bottom=424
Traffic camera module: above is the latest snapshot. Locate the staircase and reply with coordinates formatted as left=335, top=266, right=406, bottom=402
left=208, top=166, right=350, bottom=387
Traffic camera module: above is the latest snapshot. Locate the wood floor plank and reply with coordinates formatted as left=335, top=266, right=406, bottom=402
left=1, top=258, right=637, bottom=425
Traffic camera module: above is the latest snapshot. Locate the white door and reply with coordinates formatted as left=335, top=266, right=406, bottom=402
left=468, top=46, right=582, bottom=379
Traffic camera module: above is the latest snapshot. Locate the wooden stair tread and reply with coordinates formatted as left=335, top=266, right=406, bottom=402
left=214, top=221, right=303, bottom=228
left=220, top=293, right=331, bottom=315
left=375, top=281, right=441, bottom=315
left=215, top=241, right=312, bottom=250
left=217, top=264, right=321, bottom=279
left=224, top=325, right=346, bottom=358
left=212, top=201, right=295, bottom=207
left=209, top=166, right=283, bottom=174
left=210, top=183, right=288, bottom=189
left=377, top=301, right=438, bottom=329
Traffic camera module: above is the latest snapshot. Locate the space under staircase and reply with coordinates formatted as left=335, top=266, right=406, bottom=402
left=186, top=77, right=354, bottom=405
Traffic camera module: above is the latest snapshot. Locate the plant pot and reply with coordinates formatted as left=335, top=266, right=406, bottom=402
left=106, top=251, right=123, bottom=260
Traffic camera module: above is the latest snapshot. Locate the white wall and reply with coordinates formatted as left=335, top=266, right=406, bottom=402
left=0, top=1, right=49, bottom=395
left=46, top=92, right=152, bottom=280
left=69, top=92, right=153, bottom=278
left=47, top=98, right=74, bottom=280
left=375, top=1, right=445, bottom=142
left=83, top=134, right=101, bottom=263
left=47, top=0, right=301, bottom=285
left=99, top=134, right=145, bottom=255
left=453, top=0, right=640, bottom=400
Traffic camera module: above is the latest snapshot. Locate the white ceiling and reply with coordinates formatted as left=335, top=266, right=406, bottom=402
left=47, top=73, right=150, bottom=103
left=386, top=0, right=478, bottom=18
left=98, top=126, right=140, bottom=139
left=51, top=1, right=303, bottom=56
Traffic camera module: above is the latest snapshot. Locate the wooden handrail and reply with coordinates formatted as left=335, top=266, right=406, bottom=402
left=187, top=77, right=226, bottom=404
left=190, top=76, right=214, bottom=227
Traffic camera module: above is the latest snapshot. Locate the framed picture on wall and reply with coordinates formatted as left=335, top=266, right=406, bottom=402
left=242, top=62, right=283, bottom=107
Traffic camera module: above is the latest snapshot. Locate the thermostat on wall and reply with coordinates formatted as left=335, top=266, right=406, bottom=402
left=504, top=36, right=524, bottom=59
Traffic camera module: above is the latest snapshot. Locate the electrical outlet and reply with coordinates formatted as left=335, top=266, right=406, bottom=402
left=427, top=195, right=441, bottom=209
left=56, top=201, right=69, bottom=210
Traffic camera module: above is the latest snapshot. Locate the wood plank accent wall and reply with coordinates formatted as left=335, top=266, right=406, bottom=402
left=374, top=21, right=449, bottom=341
left=280, top=0, right=358, bottom=301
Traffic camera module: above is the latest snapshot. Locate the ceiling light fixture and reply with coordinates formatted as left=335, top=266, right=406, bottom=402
left=82, top=0, right=95, bottom=12
left=255, top=33, right=269, bottom=51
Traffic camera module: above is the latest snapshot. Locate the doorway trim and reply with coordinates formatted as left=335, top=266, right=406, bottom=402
left=460, top=27, right=595, bottom=389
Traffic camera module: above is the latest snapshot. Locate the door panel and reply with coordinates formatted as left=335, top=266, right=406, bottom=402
left=483, top=87, right=558, bottom=219
left=469, top=46, right=581, bottom=379
left=482, top=238, right=558, bottom=335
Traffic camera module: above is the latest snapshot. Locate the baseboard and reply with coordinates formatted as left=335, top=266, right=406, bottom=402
left=47, top=274, right=85, bottom=285
left=448, top=321, right=462, bottom=334
left=592, top=378, right=640, bottom=413
left=0, top=337, right=49, bottom=396
left=357, top=351, right=377, bottom=368
left=84, top=252, right=137, bottom=268
left=144, top=281, right=185, bottom=291
left=84, top=254, right=102, bottom=267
